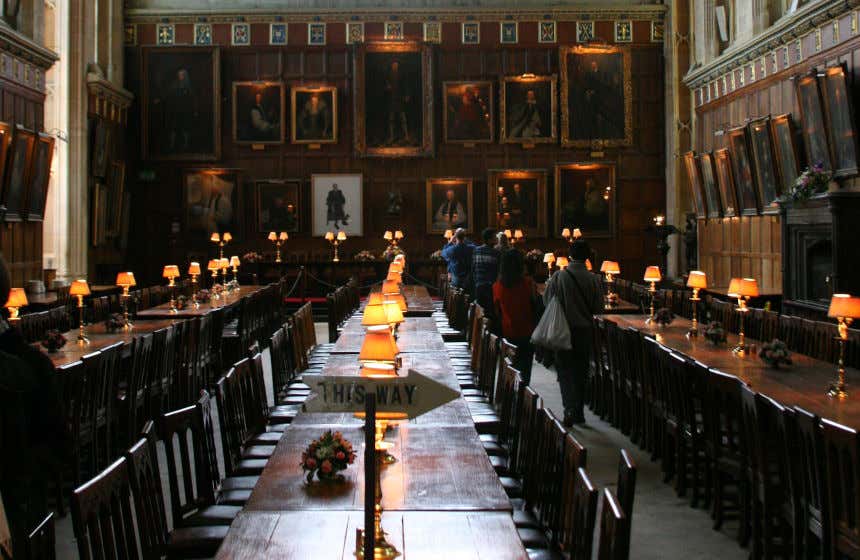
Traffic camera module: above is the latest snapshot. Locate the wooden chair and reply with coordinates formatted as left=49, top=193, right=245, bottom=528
left=215, top=369, right=270, bottom=478
left=25, top=513, right=54, bottom=560
left=596, top=488, right=631, bottom=560
left=820, top=418, right=860, bottom=559
left=123, top=333, right=155, bottom=446
left=790, top=407, right=829, bottom=558
left=558, top=467, right=598, bottom=560
left=80, top=342, right=124, bottom=476
left=617, top=449, right=637, bottom=537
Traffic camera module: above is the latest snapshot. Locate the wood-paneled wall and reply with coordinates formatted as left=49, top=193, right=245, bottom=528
left=122, top=20, right=665, bottom=286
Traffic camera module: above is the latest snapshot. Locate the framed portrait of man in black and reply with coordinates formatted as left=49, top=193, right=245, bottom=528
left=819, top=64, right=860, bottom=177
left=311, top=174, right=363, bottom=236
left=291, top=85, right=337, bottom=144
left=727, top=126, right=761, bottom=216
left=443, top=81, right=493, bottom=144
left=770, top=114, right=801, bottom=196
left=559, top=45, right=632, bottom=148
left=794, top=71, right=831, bottom=171
left=142, top=47, right=220, bottom=161
left=354, top=42, right=434, bottom=157
left=256, top=179, right=301, bottom=233
left=232, top=81, right=284, bottom=145
left=184, top=169, right=240, bottom=233
left=426, top=178, right=473, bottom=234
left=554, top=162, right=615, bottom=238
left=487, top=169, right=547, bottom=237
left=683, top=151, right=708, bottom=219
left=1, top=126, right=35, bottom=222
left=747, top=116, right=781, bottom=214
left=697, top=152, right=724, bottom=218
left=24, top=133, right=55, bottom=222
left=500, top=75, right=557, bottom=144
left=713, top=149, right=739, bottom=218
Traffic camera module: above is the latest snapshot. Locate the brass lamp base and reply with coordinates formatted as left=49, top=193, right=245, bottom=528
left=686, top=327, right=698, bottom=339
left=732, top=344, right=747, bottom=357
left=77, top=334, right=90, bottom=345
left=827, top=383, right=848, bottom=400
left=355, top=531, right=400, bottom=560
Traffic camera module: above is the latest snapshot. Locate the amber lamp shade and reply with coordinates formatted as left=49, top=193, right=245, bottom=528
left=207, top=259, right=220, bottom=272
left=573, top=228, right=582, bottom=239
left=443, top=229, right=453, bottom=240
left=324, top=231, right=334, bottom=241
left=381, top=280, right=400, bottom=296
left=383, top=230, right=393, bottom=241
left=116, top=271, right=136, bottom=288
left=69, top=279, right=91, bottom=297
left=556, top=256, right=570, bottom=269
left=543, top=253, right=555, bottom=264
left=386, top=271, right=402, bottom=284
left=389, top=262, right=404, bottom=274
left=394, top=230, right=404, bottom=240
left=384, top=301, right=404, bottom=325
left=222, top=232, right=232, bottom=242
left=643, top=266, right=662, bottom=283
left=828, top=294, right=860, bottom=319
left=336, top=231, right=347, bottom=241
left=561, top=228, right=571, bottom=238
left=230, top=256, right=240, bottom=268
left=585, top=259, right=592, bottom=271
left=367, top=292, right=385, bottom=306
left=162, top=265, right=180, bottom=280
left=210, top=232, right=221, bottom=243
left=600, top=261, right=620, bottom=275
left=514, top=229, right=524, bottom=240
left=188, top=262, right=201, bottom=276
left=362, top=303, right=391, bottom=328
left=268, top=231, right=277, bottom=241
left=218, top=258, right=229, bottom=270
left=359, top=331, right=400, bottom=363
left=728, top=277, right=759, bottom=298
left=687, top=271, right=708, bottom=290
left=6, top=287, right=28, bottom=308
left=390, top=294, right=407, bottom=312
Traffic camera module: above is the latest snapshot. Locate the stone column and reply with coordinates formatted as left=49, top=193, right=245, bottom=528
left=65, top=0, right=89, bottom=279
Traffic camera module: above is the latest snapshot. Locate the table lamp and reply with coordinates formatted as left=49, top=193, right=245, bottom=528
left=207, top=259, right=221, bottom=300
left=211, top=232, right=231, bottom=259
left=513, top=229, right=524, bottom=244
left=503, top=229, right=512, bottom=240
left=230, top=256, right=241, bottom=287
left=218, top=257, right=229, bottom=289
left=367, top=292, right=385, bottom=306
left=556, top=256, right=569, bottom=269
left=5, top=287, right=27, bottom=322
left=269, top=231, right=288, bottom=263
left=70, top=279, right=90, bottom=344
left=188, top=262, right=201, bottom=307
left=728, top=277, right=759, bottom=356
left=362, top=303, right=391, bottom=333
left=359, top=330, right=400, bottom=366
left=116, top=271, right=136, bottom=330
left=326, top=231, right=346, bottom=262
left=443, top=229, right=453, bottom=241
left=827, top=293, right=860, bottom=399
left=163, top=265, right=180, bottom=312
left=394, top=230, right=404, bottom=243
left=382, top=280, right=400, bottom=297
left=643, top=266, right=662, bottom=324
left=389, top=261, right=404, bottom=275
left=585, top=258, right=592, bottom=271
left=543, top=253, right=555, bottom=273
left=600, top=261, right=620, bottom=304
left=562, top=227, right=582, bottom=243
left=686, top=271, right=707, bottom=338
left=383, top=301, right=404, bottom=330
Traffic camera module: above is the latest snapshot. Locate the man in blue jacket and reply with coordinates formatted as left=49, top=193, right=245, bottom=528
left=441, top=228, right=474, bottom=289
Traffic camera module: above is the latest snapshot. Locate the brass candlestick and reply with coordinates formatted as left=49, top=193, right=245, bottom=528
left=688, top=288, right=701, bottom=338
left=355, top=450, right=400, bottom=560
left=326, top=231, right=347, bottom=262
left=729, top=278, right=759, bottom=357
left=828, top=319, right=851, bottom=399
left=76, top=295, right=88, bottom=345
left=190, top=274, right=199, bottom=308
left=646, top=282, right=657, bottom=324
left=733, top=300, right=749, bottom=356
left=120, top=289, right=132, bottom=331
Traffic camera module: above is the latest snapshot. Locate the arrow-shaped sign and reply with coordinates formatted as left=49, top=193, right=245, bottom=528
left=302, top=369, right=460, bottom=419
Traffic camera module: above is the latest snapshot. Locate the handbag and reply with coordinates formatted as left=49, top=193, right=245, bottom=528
left=530, top=295, right=571, bottom=351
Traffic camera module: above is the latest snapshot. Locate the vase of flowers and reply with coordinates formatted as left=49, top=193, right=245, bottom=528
left=301, top=430, right=356, bottom=484
left=381, top=245, right=404, bottom=262
left=355, top=250, right=376, bottom=262
left=175, top=295, right=189, bottom=310
left=104, top=313, right=125, bottom=333
left=196, top=289, right=211, bottom=304
left=759, top=339, right=792, bottom=369
left=430, top=249, right=444, bottom=261
left=654, top=307, right=675, bottom=327
left=41, top=330, right=67, bottom=353
left=783, top=163, right=832, bottom=203
left=242, top=251, right=262, bottom=263
left=703, top=321, right=727, bottom=346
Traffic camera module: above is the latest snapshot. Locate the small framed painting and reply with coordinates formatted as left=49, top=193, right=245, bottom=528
left=24, top=133, right=55, bottom=221
left=311, top=173, right=363, bottom=237
left=426, top=177, right=474, bottom=234
left=183, top=169, right=241, bottom=234
left=487, top=169, right=547, bottom=237
left=770, top=114, right=801, bottom=197
left=500, top=74, right=557, bottom=144
left=683, top=151, right=707, bottom=219
left=727, top=126, right=762, bottom=215
left=697, top=152, right=724, bottom=218
left=746, top=116, right=781, bottom=213
left=232, top=81, right=285, bottom=145
left=442, top=81, right=493, bottom=144
left=1, top=126, right=35, bottom=222
left=795, top=71, right=832, bottom=171
left=291, top=85, right=338, bottom=144
left=819, top=64, right=860, bottom=177
left=714, top=149, right=739, bottom=217
left=256, top=179, right=301, bottom=233
left=554, top=162, right=616, bottom=238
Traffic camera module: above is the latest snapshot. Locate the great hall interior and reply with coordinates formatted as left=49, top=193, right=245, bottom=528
left=1, top=0, right=860, bottom=558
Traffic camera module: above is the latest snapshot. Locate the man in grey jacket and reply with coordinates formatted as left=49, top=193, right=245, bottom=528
left=543, top=240, right=604, bottom=426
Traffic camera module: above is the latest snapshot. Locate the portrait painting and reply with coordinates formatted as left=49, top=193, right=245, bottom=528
left=727, top=126, right=761, bottom=215
left=683, top=151, right=707, bottom=219
left=770, top=114, right=800, bottom=197
left=256, top=179, right=301, bottom=233
left=426, top=178, right=474, bottom=234
left=24, top=133, right=55, bottom=222
left=354, top=43, right=434, bottom=157
left=291, top=86, right=338, bottom=144
left=560, top=46, right=632, bottom=148
left=714, top=149, right=739, bottom=217
left=487, top=169, right=547, bottom=237
left=443, top=81, right=493, bottom=144
left=91, top=119, right=111, bottom=178
left=747, top=117, right=781, bottom=213
left=142, top=47, right=220, bottom=160
left=311, top=174, right=363, bottom=237
left=698, top=152, right=724, bottom=218
left=1, top=126, right=35, bottom=222
left=103, top=161, right=125, bottom=236
left=554, top=162, right=615, bottom=238
left=795, top=72, right=831, bottom=171
left=820, top=65, right=859, bottom=177
left=232, top=81, right=284, bottom=144
left=500, top=74, right=557, bottom=144
left=184, top=169, right=239, bottom=233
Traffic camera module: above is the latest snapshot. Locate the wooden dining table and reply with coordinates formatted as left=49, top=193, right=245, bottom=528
left=604, top=314, right=860, bottom=428
left=400, top=285, right=435, bottom=317
left=135, top=285, right=264, bottom=319
left=536, top=283, right=641, bottom=314
left=331, top=316, right=446, bottom=354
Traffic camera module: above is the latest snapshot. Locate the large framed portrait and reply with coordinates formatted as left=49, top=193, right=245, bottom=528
left=770, top=114, right=801, bottom=196
left=24, top=133, right=55, bottom=221
left=443, top=81, right=493, bottom=144
left=714, top=149, right=739, bottom=217
left=1, top=126, right=35, bottom=222
left=104, top=161, right=125, bottom=237
left=683, top=151, right=707, bottom=219
left=559, top=45, right=632, bottom=148
left=232, top=81, right=284, bottom=145
left=554, top=162, right=615, bottom=239
left=697, top=152, right=724, bottom=218
left=500, top=75, right=557, bottom=144
left=820, top=64, right=860, bottom=177
left=426, top=178, right=474, bottom=234
left=487, top=169, right=547, bottom=237
left=311, top=174, right=363, bottom=236
left=291, top=85, right=337, bottom=144
left=142, top=47, right=220, bottom=161
left=184, top=169, right=240, bottom=233
left=747, top=117, right=781, bottom=213
left=795, top=71, right=831, bottom=171
left=256, top=179, right=301, bottom=233
left=353, top=42, right=434, bottom=157
left=727, top=126, right=761, bottom=216
left=90, top=119, right=111, bottom=179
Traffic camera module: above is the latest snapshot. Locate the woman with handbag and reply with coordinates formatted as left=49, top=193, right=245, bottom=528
left=493, top=249, right=537, bottom=384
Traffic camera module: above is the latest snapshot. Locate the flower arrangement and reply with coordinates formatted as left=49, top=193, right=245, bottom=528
left=242, top=251, right=262, bottom=263
left=175, top=295, right=189, bottom=310
left=355, top=250, right=377, bottom=262
left=196, top=289, right=211, bottom=303
left=301, top=430, right=356, bottom=483
left=703, top=321, right=727, bottom=346
left=104, top=313, right=125, bottom=333
left=381, top=245, right=405, bottom=262
left=211, top=283, right=224, bottom=296
left=653, top=307, right=675, bottom=326
left=430, top=249, right=444, bottom=261
left=785, top=163, right=831, bottom=202
left=759, top=339, right=792, bottom=368
left=525, top=249, right=544, bottom=262
left=41, top=329, right=67, bottom=353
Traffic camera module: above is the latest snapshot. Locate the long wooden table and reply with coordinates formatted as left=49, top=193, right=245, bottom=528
left=332, top=317, right=446, bottom=354
left=536, top=283, right=640, bottom=314
left=605, top=314, right=860, bottom=428
left=43, top=319, right=182, bottom=367
left=135, top=285, right=265, bottom=319
left=400, top=285, right=435, bottom=317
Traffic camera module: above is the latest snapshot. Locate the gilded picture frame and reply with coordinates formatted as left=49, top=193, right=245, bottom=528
left=442, top=81, right=494, bottom=144
left=554, top=162, right=616, bottom=239
left=713, top=149, right=738, bottom=218
left=291, top=85, right=338, bottom=144
left=24, top=133, right=55, bottom=222
left=727, top=125, right=762, bottom=216
left=683, top=151, right=708, bottom=219
left=487, top=169, right=547, bottom=237
left=794, top=71, right=832, bottom=171
left=819, top=64, right=860, bottom=178
left=353, top=42, right=434, bottom=158
left=232, top=81, right=285, bottom=145
left=746, top=116, right=781, bottom=214
left=770, top=113, right=801, bottom=197
left=0, top=122, right=13, bottom=221
left=559, top=45, right=633, bottom=148
left=500, top=74, right=557, bottom=144
left=1, top=125, right=35, bottom=222
left=426, top=177, right=474, bottom=234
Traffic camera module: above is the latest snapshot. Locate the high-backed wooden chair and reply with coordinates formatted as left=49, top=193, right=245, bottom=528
left=80, top=342, right=124, bottom=476
left=790, top=407, right=829, bottom=558
left=558, top=467, right=598, bottom=560
left=25, top=513, right=55, bottom=560
left=596, top=488, right=631, bottom=560
left=820, top=418, right=860, bottom=559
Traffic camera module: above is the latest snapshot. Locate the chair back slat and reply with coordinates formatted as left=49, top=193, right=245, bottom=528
left=560, top=467, right=598, bottom=560
left=596, top=488, right=630, bottom=560
left=125, top=422, right=169, bottom=558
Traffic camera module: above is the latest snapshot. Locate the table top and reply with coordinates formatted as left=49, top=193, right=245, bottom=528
left=536, top=283, right=640, bottom=314
left=332, top=317, right=446, bottom=354
left=215, top=511, right=527, bottom=559
left=136, top=285, right=264, bottom=319
left=400, top=285, right=435, bottom=317
left=604, top=314, right=860, bottom=428
left=43, top=318, right=182, bottom=367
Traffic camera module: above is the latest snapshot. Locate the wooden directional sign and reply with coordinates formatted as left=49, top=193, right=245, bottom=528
left=302, top=369, right=460, bottom=419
